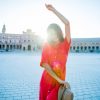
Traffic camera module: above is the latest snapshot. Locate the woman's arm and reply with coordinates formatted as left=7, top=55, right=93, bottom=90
left=41, top=63, right=64, bottom=84
left=41, top=63, right=70, bottom=87
left=45, top=4, right=71, bottom=43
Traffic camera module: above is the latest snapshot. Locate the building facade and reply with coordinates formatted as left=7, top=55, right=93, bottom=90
left=70, top=38, right=100, bottom=53
left=0, top=31, right=100, bottom=53
left=0, top=29, right=43, bottom=52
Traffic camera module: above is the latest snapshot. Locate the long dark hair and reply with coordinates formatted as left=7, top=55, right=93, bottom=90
left=47, top=23, right=64, bottom=44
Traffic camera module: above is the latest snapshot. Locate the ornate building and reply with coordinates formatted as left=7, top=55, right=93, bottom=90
left=0, top=28, right=43, bottom=52
left=0, top=25, right=100, bottom=53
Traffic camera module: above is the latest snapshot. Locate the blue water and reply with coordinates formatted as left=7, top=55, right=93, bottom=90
left=0, top=52, right=100, bottom=100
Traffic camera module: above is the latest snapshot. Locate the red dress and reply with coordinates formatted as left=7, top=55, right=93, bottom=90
left=39, top=38, right=71, bottom=100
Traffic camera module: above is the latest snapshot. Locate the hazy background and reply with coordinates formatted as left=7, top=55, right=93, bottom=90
left=0, top=0, right=100, bottom=38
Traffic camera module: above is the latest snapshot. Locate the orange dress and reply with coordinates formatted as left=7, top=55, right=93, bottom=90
left=39, top=38, right=71, bottom=100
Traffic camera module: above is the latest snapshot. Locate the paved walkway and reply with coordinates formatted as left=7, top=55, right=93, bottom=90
left=0, top=53, right=100, bottom=100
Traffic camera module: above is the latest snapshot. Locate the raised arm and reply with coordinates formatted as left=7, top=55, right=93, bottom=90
left=45, top=4, right=71, bottom=43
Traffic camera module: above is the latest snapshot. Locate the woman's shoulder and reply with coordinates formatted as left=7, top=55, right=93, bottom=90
left=58, top=37, right=71, bottom=51
left=63, top=37, right=71, bottom=46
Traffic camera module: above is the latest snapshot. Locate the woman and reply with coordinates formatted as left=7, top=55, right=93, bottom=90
left=39, top=4, right=71, bottom=100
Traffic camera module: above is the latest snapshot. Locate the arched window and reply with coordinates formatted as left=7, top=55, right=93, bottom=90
left=10, top=40, right=11, bottom=43
left=20, top=45, right=22, bottom=49
left=3, top=45, right=5, bottom=49
left=5, top=41, right=7, bottom=44
left=10, top=45, right=12, bottom=49
left=84, top=46, right=87, bottom=50
left=96, top=46, right=99, bottom=50
left=0, top=45, right=1, bottom=49
left=28, top=45, right=31, bottom=51
left=92, top=46, right=95, bottom=50
left=23, top=47, right=25, bottom=51
left=73, top=46, right=75, bottom=50
left=77, top=46, right=79, bottom=49
left=14, top=45, right=15, bottom=49
left=7, top=45, right=9, bottom=49
left=88, top=46, right=91, bottom=49
left=81, top=46, right=83, bottom=50
left=24, top=40, right=26, bottom=42
left=17, top=45, right=19, bottom=49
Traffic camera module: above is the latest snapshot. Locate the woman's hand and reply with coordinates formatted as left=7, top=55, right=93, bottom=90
left=60, top=80, right=70, bottom=88
left=45, top=4, right=55, bottom=11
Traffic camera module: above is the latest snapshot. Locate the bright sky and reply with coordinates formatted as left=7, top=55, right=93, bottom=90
left=0, top=0, right=100, bottom=39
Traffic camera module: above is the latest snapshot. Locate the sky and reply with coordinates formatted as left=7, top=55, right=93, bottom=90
left=0, top=0, right=100, bottom=39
